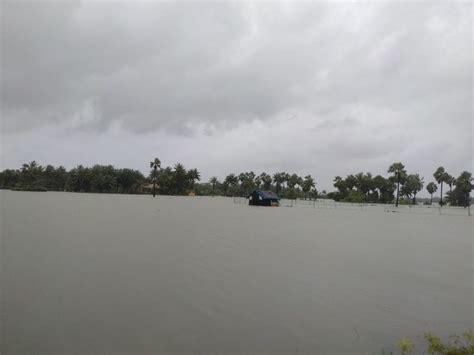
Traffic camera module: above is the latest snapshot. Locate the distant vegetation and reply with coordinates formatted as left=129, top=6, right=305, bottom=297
left=199, top=171, right=317, bottom=200
left=0, top=160, right=471, bottom=206
left=328, top=163, right=472, bottom=207
left=0, top=161, right=147, bottom=194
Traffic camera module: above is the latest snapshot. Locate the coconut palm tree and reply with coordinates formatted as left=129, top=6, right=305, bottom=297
left=388, top=162, right=407, bottom=207
left=149, top=158, right=161, bottom=197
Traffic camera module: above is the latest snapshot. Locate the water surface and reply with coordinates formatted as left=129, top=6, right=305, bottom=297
left=1, top=191, right=472, bottom=354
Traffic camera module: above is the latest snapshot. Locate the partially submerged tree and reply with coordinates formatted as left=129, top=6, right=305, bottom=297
left=426, top=182, right=438, bottom=204
left=149, top=158, right=161, bottom=197
left=209, top=176, right=219, bottom=196
left=433, top=166, right=448, bottom=206
left=446, top=171, right=472, bottom=207
left=401, top=174, right=424, bottom=204
left=388, top=162, right=407, bottom=207
left=302, top=175, right=316, bottom=200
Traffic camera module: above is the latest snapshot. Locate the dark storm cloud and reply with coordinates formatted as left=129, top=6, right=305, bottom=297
left=3, top=1, right=468, bottom=133
left=1, top=1, right=472, bottom=190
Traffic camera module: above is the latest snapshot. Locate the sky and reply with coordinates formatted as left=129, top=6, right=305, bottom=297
left=1, top=1, right=472, bottom=192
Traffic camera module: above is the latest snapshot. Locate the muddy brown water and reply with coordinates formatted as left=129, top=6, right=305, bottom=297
left=1, top=191, right=472, bottom=354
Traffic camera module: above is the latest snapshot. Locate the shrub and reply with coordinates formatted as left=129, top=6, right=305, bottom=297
left=398, top=330, right=474, bottom=355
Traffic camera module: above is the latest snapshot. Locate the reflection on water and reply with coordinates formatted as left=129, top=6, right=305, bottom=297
left=1, top=191, right=472, bottom=354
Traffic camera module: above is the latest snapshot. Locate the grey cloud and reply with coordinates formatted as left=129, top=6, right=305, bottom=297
left=3, top=1, right=469, bottom=135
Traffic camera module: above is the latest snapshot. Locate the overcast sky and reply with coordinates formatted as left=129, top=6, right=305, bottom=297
left=1, top=1, right=472, bottom=192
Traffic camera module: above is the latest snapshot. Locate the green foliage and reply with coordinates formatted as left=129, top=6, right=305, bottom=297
left=433, top=166, right=447, bottom=184
left=398, top=338, right=415, bottom=355
left=427, top=181, right=438, bottom=203
left=398, top=198, right=412, bottom=205
left=223, top=173, right=239, bottom=196
left=1, top=161, right=145, bottom=194
left=332, top=172, right=394, bottom=204
left=398, top=330, right=474, bottom=355
left=434, top=166, right=449, bottom=205
left=445, top=171, right=472, bottom=207
left=301, top=175, right=316, bottom=199
left=272, top=172, right=287, bottom=195
left=208, top=171, right=316, bottom=199
left=2, top=160, right=470, bottom=204
left=154, top=163, right=201, bottom=195
left=0, top=169, right=20, bottom=189
left=388, top=162, right=407, bottom=207
left=238, top=171, right=257, bottom=196
left=401, top=174, right=424, bottom=204
left=209, top=176, right=220, bottom=196
left=343, top=190, right=365, bottom=203
left=258, top=172, right=273, bottom=190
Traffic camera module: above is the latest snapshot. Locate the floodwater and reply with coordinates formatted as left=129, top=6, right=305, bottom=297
left=1, top=191, right=472, bottom=354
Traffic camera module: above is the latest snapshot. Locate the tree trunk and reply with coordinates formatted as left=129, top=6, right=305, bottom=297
left=152, top=166, right=156, bottom=198
left=395, top=181, right=400, bottom=207
left=430, top=193, right=433, bottom=204
left=439, top=182, right=443, bottom=206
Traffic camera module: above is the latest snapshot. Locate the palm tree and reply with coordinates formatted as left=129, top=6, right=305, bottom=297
left=173, top=163, right=188, bottom=195
left=286, top=174, right=301, bottom=200
left=445, top=174, right=456, bottom=193
left=149, top=158, right=161, bottom=197
left=272, top=172, right=287, bottom=195
left=258, top=172, right=273, bottom=190
left=223, top=174, right=238, bottom=196
left=302, top=175, right=316, bottom=200
left=433, top=167, right=447, bottom=206
left=388, top=162, right=407, bottom=207
left=209, top=176, right=219, bottom=196
left=187, top=168, right=201, bottom=192
left=426, top=182, right=437, bottom=204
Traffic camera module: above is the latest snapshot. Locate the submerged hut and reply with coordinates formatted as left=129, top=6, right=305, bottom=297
left=248, top=190, right=280, bottom=207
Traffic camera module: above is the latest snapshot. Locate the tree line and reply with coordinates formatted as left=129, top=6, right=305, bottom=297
left=149, top=158, right=201, bottom=196
left=328, top=162, right=472, bottom=207
left=0, top=161, right=147, bottom=194
left=0, top=160, right=200, bottom=195
left=0, top=160, right=472, bottom=207
left=196, top=171, right=317, bottom=200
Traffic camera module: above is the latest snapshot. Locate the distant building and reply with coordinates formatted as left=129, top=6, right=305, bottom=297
left=248, top=190, right=280, bottom=207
